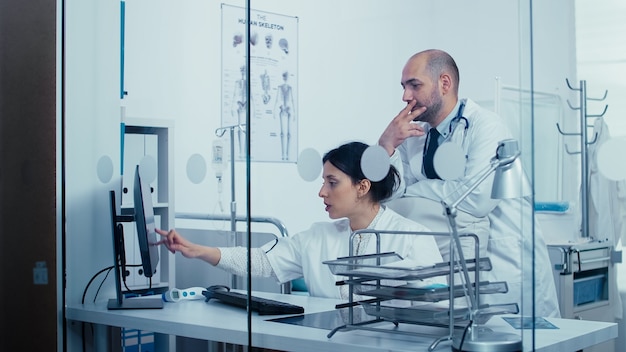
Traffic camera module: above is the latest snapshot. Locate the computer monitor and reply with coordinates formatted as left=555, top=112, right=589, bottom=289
left=107, top=165, right=163, bottom=310
left=133, top=164, right=159, bottom=278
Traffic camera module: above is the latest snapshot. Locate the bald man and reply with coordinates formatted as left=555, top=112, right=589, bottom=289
left=380, top=49, right=560, bottom=318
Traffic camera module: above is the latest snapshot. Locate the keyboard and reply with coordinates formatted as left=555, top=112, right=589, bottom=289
left=202, top=285, right=305, bottom=316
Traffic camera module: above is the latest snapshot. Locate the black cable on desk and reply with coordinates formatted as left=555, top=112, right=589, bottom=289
left=458, top=319, right=473, bottom=351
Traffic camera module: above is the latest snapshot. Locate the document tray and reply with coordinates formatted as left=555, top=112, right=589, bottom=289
left=348, top=280, right=509, bottom=302
left=323, top=252, right=492, bottom=280
left=361, top=301, right=519, bottom=325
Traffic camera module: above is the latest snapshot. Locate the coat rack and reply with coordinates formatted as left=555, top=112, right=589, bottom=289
left=556, top=78, right=608, bottom=238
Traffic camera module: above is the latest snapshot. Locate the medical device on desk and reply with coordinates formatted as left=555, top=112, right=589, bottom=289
left=162, top=287, right=205, bottom=302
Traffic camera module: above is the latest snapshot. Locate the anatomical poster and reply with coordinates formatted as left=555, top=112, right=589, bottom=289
left=221, top=4, right=299, bottom=163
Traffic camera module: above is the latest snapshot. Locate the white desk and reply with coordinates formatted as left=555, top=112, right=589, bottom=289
left=66, top=290, right=617, bottom=352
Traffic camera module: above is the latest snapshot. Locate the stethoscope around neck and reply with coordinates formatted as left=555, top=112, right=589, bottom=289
left=422, top=101, right=469, bottom=179
left=449, top=101, right=469, bottom=134
left=424, top=101, right=468, bottom=151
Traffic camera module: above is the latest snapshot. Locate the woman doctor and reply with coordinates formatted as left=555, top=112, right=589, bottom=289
left=156, top=141, right=444, bottom=299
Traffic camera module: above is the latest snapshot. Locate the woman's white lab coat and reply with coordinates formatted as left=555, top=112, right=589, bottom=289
left=261, top=207, right=444, bottom=299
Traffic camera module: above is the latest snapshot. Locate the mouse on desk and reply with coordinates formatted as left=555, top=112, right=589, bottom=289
left=202, top=284, right=232, bottom=300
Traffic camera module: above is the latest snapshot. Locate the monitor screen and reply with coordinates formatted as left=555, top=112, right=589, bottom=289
left=108, top=186, right=164, bottom=310
left=133, top=165, right=159, bottom=278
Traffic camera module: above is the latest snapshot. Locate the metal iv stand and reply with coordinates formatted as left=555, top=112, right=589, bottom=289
left=215, top=123, right=247, bottom=289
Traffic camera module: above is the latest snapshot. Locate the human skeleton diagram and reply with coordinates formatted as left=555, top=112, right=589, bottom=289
left=260, top=70, right=271, bottom=104
left=274, top=71, right=295, bottom=160
left=231, top=65, right=248, bottom=158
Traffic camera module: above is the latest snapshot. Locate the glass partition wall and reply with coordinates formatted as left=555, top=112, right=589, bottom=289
left=239, top=0, right=550, bottom=350
left=63, top=0, right=591, bottom=351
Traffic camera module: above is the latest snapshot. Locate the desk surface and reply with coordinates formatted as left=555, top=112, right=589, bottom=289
left=66, top=290, right=617, bottom=352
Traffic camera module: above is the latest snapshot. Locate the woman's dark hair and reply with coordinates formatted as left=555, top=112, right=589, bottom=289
left=322, top=141, right=400, bottom=202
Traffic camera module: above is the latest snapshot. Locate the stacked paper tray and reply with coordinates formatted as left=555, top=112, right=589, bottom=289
left=360, top=301, right=519, bottom=325
left=348, top=280, right=509, bottom=302
left=323, top=252, right=492, bottom=280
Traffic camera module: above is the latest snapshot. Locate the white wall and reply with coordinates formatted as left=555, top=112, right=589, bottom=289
left=63, top=0, right=578, bottom=349
left=120, top=0, right=578, bottom=237
left=576, top=0, right=626, bottom=137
